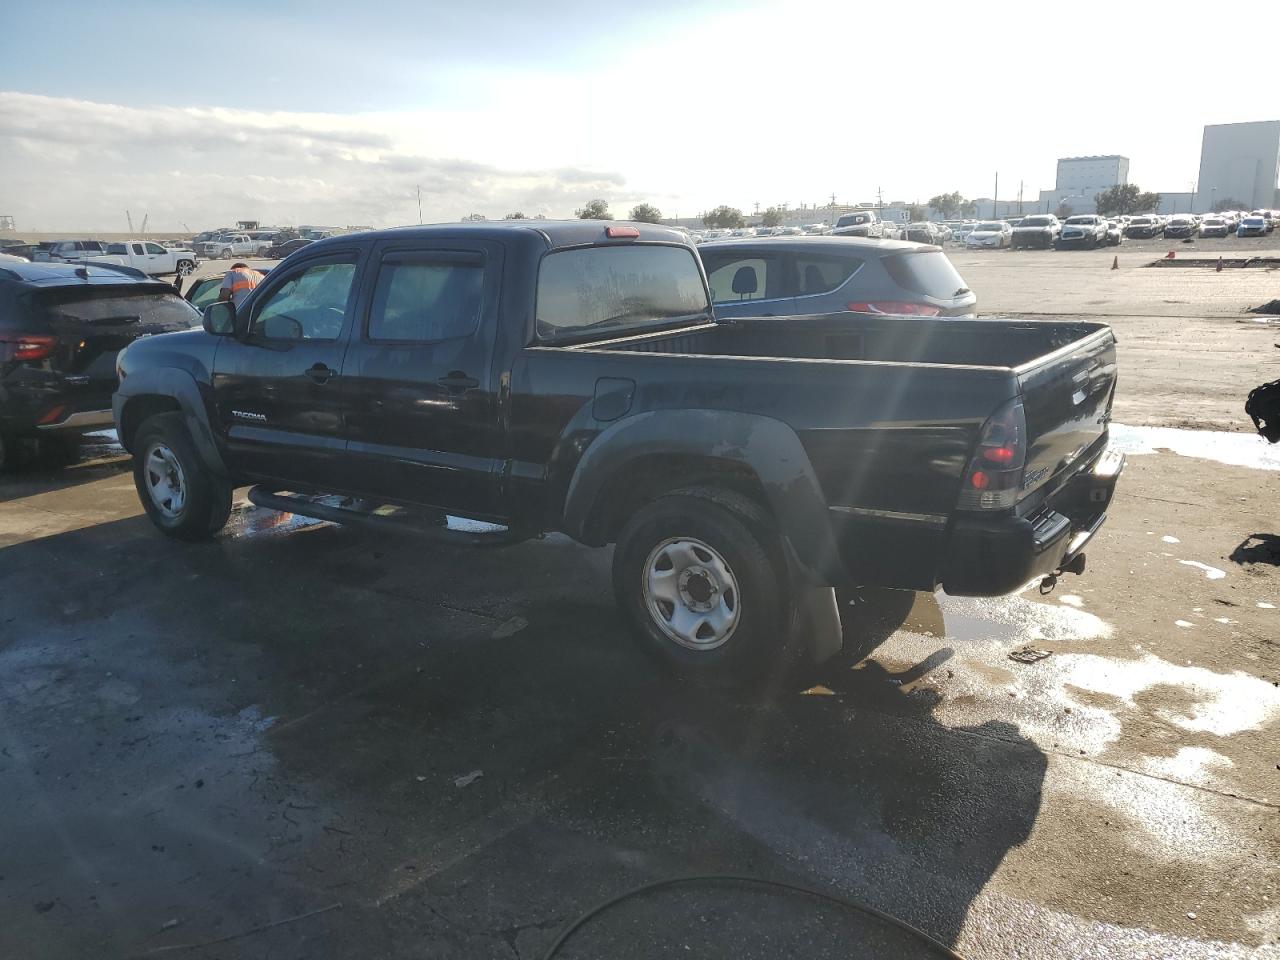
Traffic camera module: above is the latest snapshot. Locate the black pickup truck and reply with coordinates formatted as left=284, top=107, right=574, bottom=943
left=114, top=221, right=1123, bottom=679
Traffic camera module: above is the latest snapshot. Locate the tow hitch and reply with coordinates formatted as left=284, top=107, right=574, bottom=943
left=1039, top=552, right=1087, bottom=595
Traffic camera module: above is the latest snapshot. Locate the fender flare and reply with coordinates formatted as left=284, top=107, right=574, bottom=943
left=562, top=409, right=844, bottom=584
left=114, top=367, right=229, bottom=476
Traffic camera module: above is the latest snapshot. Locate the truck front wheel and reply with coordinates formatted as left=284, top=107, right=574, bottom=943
left=612, top=488, right=788, bottom=682
left=132, top=413, right=233, bottom=541
left=176, top=259, right=195, bottom=276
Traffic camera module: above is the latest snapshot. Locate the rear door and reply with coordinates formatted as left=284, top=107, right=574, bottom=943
left=211, top=250, right=363, bottom=487
left=700, top=247, right=794, bottom=318
left=339, top=239, right=503, bottom=516
left=781, top=249, right=866, bottom=312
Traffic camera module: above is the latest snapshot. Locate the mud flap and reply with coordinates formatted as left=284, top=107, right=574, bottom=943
left=793, top=585, right=843, bottom=663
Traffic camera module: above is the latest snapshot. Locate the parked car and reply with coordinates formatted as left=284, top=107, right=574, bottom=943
left=1056, top=215, right=1108, bottom=249
left=1248, top=211, right=1276, bottom=233
left=30, top=239, right=112, bottom=263
left=699, top=236, right=976, bottom=320
left=265, top=237, right=314, bottom=259
left=96, top=240, right=200, bottom=276
left=905, top=222, right=944, bottom=245
left=833, top=211, right=885, bottom=239
left=1238, top=216, right=1268, bottom=238
left=0, top=259, right=200, bottom=470
left=195, top=233, right=265, bottom=259
left=880, top=221, right=903, bottom=240
left=1163, top=216, right=1197, bottom=240
left=964, top=221, right=1012, bottom=249
left=1123, top=216, right=1162, bottom=239
left=1199, top=217, right=1230, bottom=238
left=113, top=220, right=1122, bottom=681
left=1103, top=220, right=1124, bottom=246
left=1011, top=215, right=1060, bottom=249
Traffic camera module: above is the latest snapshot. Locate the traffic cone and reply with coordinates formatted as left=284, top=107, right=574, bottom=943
left=1216, top=257, right=1223, bottom=272
left=1166, top=250, right=1175, bottom=259
left=1111, top=255, right=1118, bottom=270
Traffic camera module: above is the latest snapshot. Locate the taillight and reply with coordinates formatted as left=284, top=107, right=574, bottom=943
left=606, top=226, right=640, bottom=239
left=0, top=333, right=58, bottom=362
left=846, top=301, right=941, bottom=317
left=957, top=398, right=1027, bottom=511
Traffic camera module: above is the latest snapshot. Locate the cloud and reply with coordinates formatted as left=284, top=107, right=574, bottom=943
left=0, top=93, right=634, bottom=231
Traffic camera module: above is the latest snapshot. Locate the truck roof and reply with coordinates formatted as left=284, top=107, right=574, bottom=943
left=304, top=220, right=691, bottom=253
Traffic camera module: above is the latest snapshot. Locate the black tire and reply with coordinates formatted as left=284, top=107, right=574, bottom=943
left=612, top=487, right=789, bottom=682
left=132, top=412, right=232, bottom=540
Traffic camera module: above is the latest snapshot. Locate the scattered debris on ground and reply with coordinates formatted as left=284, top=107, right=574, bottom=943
left=453, top=770, right=483, bottom=788
left=1008, top=647, right=1052, bottom=664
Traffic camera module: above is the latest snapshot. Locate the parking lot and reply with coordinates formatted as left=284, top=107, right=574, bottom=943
left=2, top=244, right=1279, bottom=959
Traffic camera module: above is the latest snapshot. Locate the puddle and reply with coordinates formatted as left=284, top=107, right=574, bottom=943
left=1109, top=423, right=1280, bottom=470
left=223, top=503, right=331, bottom=539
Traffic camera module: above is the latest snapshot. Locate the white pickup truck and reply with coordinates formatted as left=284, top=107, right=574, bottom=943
left=195, top=233, right=266, bottom=260
left=92, top=240, right=201, bottom=276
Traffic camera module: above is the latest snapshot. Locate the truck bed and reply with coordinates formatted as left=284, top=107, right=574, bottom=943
left=585, top=313, right=1107, bottom=370
left=550, top=312, right=1118, bottom=590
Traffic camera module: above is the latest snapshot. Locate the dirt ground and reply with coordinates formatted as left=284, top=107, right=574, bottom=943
left=1, top=243, right=1278, bottom=959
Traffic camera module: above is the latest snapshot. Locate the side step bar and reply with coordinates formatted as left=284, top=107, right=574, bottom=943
left=246, top=486, right=533, bottom=548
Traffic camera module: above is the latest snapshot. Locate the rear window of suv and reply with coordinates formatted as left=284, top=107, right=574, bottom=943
left=881, top=250, right=967, bottom=300
left=536, top=244, right=709, bottom=341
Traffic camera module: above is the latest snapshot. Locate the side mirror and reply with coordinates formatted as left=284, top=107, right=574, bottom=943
left=203, top=300, right=236, bottom=336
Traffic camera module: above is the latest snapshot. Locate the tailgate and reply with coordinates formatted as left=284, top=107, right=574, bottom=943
left=1016, top=328, right=1117, bottom=502
left=37, top=288, right=200, bottom=401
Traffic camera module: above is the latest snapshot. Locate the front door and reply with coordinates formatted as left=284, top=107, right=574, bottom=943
left=340, top=240, right=503, bottom=517
left=211, top=251, right=363, bottom=488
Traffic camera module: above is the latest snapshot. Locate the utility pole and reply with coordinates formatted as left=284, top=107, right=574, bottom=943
left=877, top=186, right=883, bottom=216
left=754, top=201, right=760, bottom=216
left=829, top=191, right=837, bottom=225
left=416, top=185, right=423, bottom=225
left=1018, top=180, right=1024, bottom=215
left=993, top=173, right=999, bottom=219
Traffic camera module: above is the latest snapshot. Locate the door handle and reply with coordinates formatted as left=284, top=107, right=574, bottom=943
left=437, top=372, right=479, bottom=391
left=305, top=363, right=336, bottom=384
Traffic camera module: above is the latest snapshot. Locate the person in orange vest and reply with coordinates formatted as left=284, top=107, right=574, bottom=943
left=218, top=262, right=263, bottom=307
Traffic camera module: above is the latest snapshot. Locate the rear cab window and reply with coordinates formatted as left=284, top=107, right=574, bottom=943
left=881, top=250, right=968, bottom=301
left=535, top=244, right=709, bottom=341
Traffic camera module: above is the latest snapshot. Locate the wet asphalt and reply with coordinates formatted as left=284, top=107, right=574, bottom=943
left=1, top=428, right=1278, bottom=959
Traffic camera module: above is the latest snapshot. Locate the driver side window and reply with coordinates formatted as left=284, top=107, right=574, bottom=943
left=252, top=259, right=357, bottom=341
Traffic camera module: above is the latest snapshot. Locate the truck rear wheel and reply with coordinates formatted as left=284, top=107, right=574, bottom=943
left=612, top=488, right=788, bottom=683
left=133, top=412, right=232, bottom=541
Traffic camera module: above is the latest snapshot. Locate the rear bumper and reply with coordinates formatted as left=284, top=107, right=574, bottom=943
left=37, top=409, right=114, bottom=431
left=939, top=447, right=1125, bottom=596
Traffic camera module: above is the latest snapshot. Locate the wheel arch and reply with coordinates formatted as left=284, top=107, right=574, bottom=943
left=562, top=409, right=844, bottom=584
left=115, top=367, right=229, bottom=477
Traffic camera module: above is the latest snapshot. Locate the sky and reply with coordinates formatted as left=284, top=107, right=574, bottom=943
left=1, top=0, right=1277, bottom=232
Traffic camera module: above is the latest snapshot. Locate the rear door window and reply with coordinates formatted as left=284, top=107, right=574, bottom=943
left=701, top=251, right=786, bottom=304
left=367, top=253, right=485, bottom=342
left=881, top=250, right=968, bottom=300
left=535, top=244, right=708, bottom=340
left=790, top=253, right=864, bottom=297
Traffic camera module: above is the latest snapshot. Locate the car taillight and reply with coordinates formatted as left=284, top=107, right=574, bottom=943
left=0, top=333, right=58, bottom=362
left=957, top=397, right=1027, bottom=511
left=845, top=301, right=942, bottom=317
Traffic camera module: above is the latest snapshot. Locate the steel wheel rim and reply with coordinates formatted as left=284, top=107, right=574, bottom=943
left=143, top=442, right=187, bottom=519
left=642, top=537, right=740, bottom=651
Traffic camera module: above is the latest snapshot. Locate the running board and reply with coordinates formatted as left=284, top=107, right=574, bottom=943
left=246, top=486, right=532, bottom=548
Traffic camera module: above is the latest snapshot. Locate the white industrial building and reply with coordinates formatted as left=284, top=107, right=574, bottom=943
left=1193, top=121, right=1280, bottom=211
left=1037, top=155, right=1129, bottom=215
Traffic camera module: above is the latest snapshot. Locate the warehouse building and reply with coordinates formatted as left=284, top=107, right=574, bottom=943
left=1193, top=121, right=1280, bottom=211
